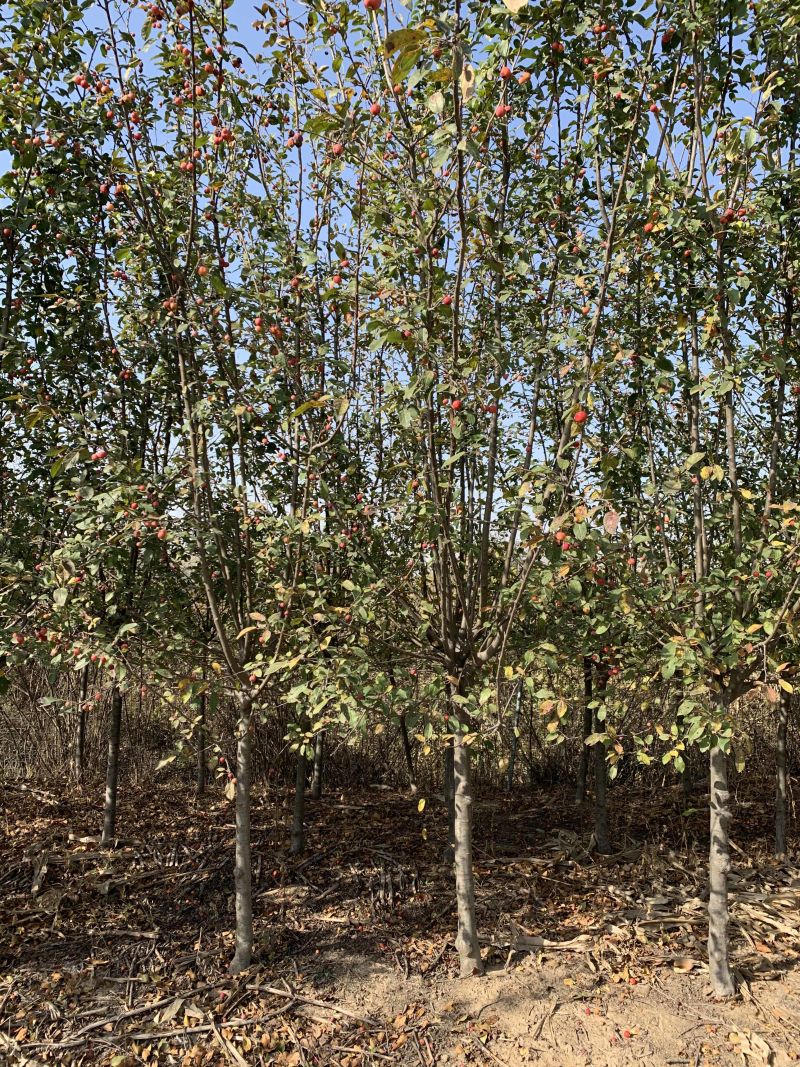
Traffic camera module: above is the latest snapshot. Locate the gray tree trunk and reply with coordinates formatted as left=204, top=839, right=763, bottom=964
left=506, top=680, right=523, bottom=793
left=100, top=687, right=123, bottom=848
left=310, top=729, right=324, bottom=801
left=399, top=714, right=417, bottom=793
left=290, top=746, right=306, bottom=855
left=443, top=737, right=456, bottom=862
left=775, top=691, right=789, bottom=857
left=230, top=696, right=254, bottom=974
left=452, top=733, right=484, bottom=977
left=576, top=657, right=593, bottom=804
left=708, top=741, right=735, bottom=997
left=73, top=664, right=89, bottom=784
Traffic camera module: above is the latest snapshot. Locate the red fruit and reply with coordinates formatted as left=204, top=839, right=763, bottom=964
left=627, top=557, right=636, bottom=566
left=451, top=399, right=463, bottom=411
left=649, top=102, right=660, bottom=113
left=363, top=0, right=381, bottom=9
left=197, top=264, right=208, bottom=276
left=499, top=65, right=512, bottom=80
left=442, top=294, right=453, bottom=306
left=622, top=1030, right=632, bottom=1039
left=91, top=448, right=107, bottom=460
left=554, top=530, right=567, bottom=543
left=551, top=41, right=565, bottom=53
left=369, top=102, right=381, bottom=116
left=643, top=221, right=654, bottom=233
left=331, top=142, right=344, bottom=156
left=332, top=274, right=342, bottom=285
left=157, top=528, right=167, bottom=540
left=518, top=71, right=531, bottom=85
left=573, top=409, right=588, bottom=425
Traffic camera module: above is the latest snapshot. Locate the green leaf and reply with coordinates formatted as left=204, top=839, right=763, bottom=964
left=383, top=28, right=427, bottom=56
left=392, top=47, right=421, bottom=85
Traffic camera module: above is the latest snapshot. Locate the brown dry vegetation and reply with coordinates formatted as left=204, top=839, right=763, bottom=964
left=1, top=777, right=798, bottom=1066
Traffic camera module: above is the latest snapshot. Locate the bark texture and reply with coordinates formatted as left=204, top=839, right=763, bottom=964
left=452, top=734, right=484, bottom=977
left=775, top=692, right=789, bottom=857
left=443, top=739, right=456, bottom=862
left=310, top=730, right=324, bottom=801
left=708, top=742, right=735, bottom=997
left=230, top=697, right=254, bottom=974
left=73, top=664, right=89, bottom=784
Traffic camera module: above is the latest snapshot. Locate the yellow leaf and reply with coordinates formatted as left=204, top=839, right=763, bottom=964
left=459, top=63, right=475, bottom=102
left=502, top=0, right=528, bottom=11
left=417, top=798, right=426, bottom=813
left=211, top=661, right=222, bottom=673
left=778, top=678, right=794, bottom=693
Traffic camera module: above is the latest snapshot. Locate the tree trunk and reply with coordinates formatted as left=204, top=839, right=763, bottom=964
left=708, top=741, right=735, bottom=997
left=73, top=664, right=89, bottom=784
left=576, top=656, right=593, bottom=804
left=230, top=696, right=254, bottom=974
left=506, top=679, right=523, bottom=793
left=443, top=737, right=456, bottom=862
left=775, top=691, right=789, bottom=858
left=399, top=714, right=417, bottom=793
left=593, top=668, right=610, bottom=854
left=196, top=688, right=207, bottom=795
left=594, top=737, right=610, bottom=853
left=452, top=733, right=484, bottom=977
left=290, top=746, right=306, bottom=855
left=310, top=729, right=324, bottom=801
left=100, top=687, right=123, bottom=848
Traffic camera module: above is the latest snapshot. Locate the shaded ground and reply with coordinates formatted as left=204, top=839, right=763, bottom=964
left=0, top=777, right=798, bottom=1065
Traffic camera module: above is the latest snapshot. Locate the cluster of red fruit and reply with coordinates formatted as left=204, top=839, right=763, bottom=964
left=211, top=117, right=234, bottom=146
left=144, top=3, right=165, bottom=25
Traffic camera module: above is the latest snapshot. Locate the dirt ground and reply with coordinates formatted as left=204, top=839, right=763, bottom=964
left=1, top=777, right=798, bottom=1066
